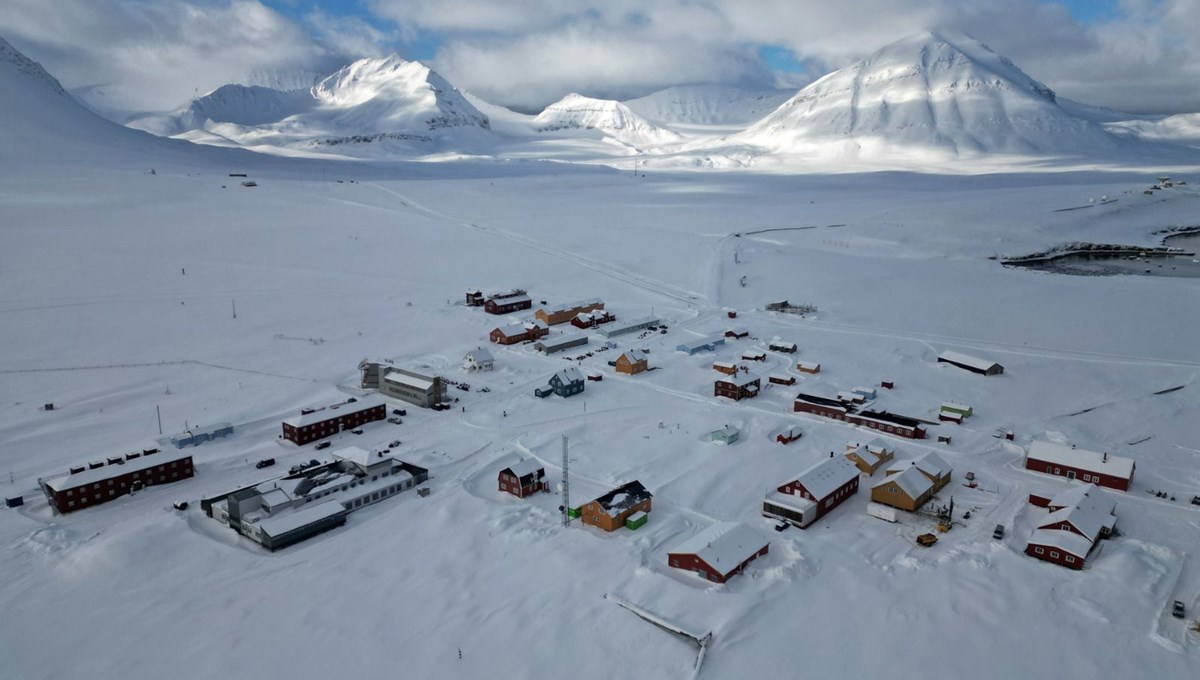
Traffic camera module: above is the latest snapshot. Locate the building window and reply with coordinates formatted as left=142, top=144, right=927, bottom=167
left=68, top=501, right=74, bottom=507
left=1035, top=547, right=1044, bottom=555
left=1050, top=551, right=1060, bottom=559
left=1066, top=555, right=1075, bottom=564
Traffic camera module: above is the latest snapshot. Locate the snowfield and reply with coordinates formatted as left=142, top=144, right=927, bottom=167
left=2, top=32, right=1200, bottom=680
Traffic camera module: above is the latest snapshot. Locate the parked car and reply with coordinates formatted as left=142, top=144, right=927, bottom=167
left=392, top=408, right=407, bottom=416
left=993, top=524, right=1005, bottom=540
left=1173, top=601, right=1186, bottom=619
left=350, top=428, right=363, bottom=435
left=774, top=521, right=790, bottom=532
left=173, top=501, right=189, bottom=511
left=346, top=397, right=357, bottom=403
left=388, top=440, right=401, bottom=448
left=255, top=458, right=276, bottom=469
left=1191, top=495, right=1200, bottom=506
left=387, top=417, right=402, bottom=425
left=314, top=441, right=331, bottom=450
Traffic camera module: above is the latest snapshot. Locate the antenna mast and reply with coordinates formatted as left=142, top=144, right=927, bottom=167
left=561, top=435, right=570, bottom=526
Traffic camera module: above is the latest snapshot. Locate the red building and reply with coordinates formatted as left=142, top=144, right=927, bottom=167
left=490, top=322, right=549, bottom=345
left=1025, top=440, right=1134, bottom=491
left=281, top=397, right=386, bottom=445
left=571, top=310, right=615, bottom=329
left=1025, top=484, right=1117, bottom=570
left=40, top=448, right=194, bottom=514
left=763, top=455, right=860, bottom=528
left=668, top=521, right=769, bottom=583
left=714, top=372, right=760, bottom=401
left=793, top=393, right=926, bottom=439
left=498, top=460, right=548, bottom=498
left=1024, top=530, right=1093, bottom=569
left=484, top=290, right=532, bottom=315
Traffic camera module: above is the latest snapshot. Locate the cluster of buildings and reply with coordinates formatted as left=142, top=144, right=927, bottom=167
left=202, top=447, right=429, bottom=551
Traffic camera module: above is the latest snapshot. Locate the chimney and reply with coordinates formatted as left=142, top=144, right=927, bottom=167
left=1103, top=452, right=1107, bottom=463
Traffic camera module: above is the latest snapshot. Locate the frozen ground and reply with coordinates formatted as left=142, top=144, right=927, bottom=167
left=2, top=140, right=1200, bottom=680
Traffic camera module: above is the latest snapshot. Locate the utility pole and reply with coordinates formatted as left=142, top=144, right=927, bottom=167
left=561, top=435, right=570, bottom=526
left=232, top=299, right=237, bottom=319
left=156, top=405, right=163, bottom=435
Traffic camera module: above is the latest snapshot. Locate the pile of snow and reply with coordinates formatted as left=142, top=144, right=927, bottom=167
left=534, top=93, right=681, bottom=147
left=731, top=31, right=1124, bottom=158
left=623, top=84, right=793, bottom=126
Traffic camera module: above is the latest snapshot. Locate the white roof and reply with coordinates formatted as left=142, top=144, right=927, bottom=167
left=768, top=373, right=793, bottom=381
left=383, top=371, right=435, bottom=392
left=1027, top=529, right=1093, bottom=558
left=677, top=334, right=725, bottom=351
left=256, top=500, right=345, bottom=537
left=888, top=452, right=951, bottom=479
left=938, top=350, right=999, bottom=371
left=504, top=458, right=543, bottom=479
left=1027, top=440, right=1134, bottom=479
left=494, top=323, right=527, bottom=337
left=282, top=396, right=386, bottom=428
left=553, top=367, right=584, bottom=384
left=789, top=456, right=859, bottom=500
left=598, top=316, right=659, bottom=336
left=465, top=348, right=494, bottom=363
left=489, top=293, right=531, bottom=305
left=1039, top=484, right=1116, bottom=542
left=260, top=488, right=292, bottom=508
left=43, top=449, right=194, bottom=492
left=741, top=352, right=766, bottom=358
left=333, top=446, right=393, bottom=470
left=873, top=465, right=932, bottom=499
left=728, top=327, right=749, bottom=335
left=797, top=360, right=820, bottom=369
left=541, top=298, right=603, bottom=314
left=941, top=401, right=970, bottom=411
left=763, top=489, right=816, bottom=514
left=668, top=521, right=768, bottom=573
left=717, top=372, right=760, bottom=388
left=538, top=332, right=588, bottom=349
left=714, top=425, right=740, bottom=438
left=620, top=349, right=647, bottom=363
left=713, top=361, right=736, bottom=369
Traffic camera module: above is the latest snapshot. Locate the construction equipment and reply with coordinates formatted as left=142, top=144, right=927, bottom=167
left=916, top=533, right=938, bottom=547
left=937, top=522, right=952, bottom=533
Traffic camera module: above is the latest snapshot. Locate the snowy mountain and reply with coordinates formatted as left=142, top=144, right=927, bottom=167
left=623, top=84, right=794, bottom=126
left=130, top=84, right=315, bottom=136
left=0, top=35, right=199, bottom=164
left=732, top=31, right=1124, bottom=158
left=534, top=93, right=681, bottom=146
left=129, top=54, right=491, bottom=157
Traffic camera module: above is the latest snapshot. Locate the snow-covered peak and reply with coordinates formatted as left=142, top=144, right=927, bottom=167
left=534, top=93, right=680, bottom=145
left=735, top=30, right=1119, bottom=157
left=312, top=55, right=433, bottom=108
left=0, top=35, right=66, bottom=97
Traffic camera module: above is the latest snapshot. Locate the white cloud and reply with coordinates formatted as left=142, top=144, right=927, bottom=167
left=2, top=0, right=1198, bottom=116
left=0, top=0, right=381, bottom=114
left=377, top=0, right=1200, bottom=114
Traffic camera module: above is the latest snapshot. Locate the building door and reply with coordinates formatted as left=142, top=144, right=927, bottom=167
left=1066, top=471, right=1076, bottom=480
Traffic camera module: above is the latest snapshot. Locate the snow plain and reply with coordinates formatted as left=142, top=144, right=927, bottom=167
left=3, top=37, right=1200, bottom=680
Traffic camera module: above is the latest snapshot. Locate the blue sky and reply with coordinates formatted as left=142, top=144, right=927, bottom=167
left=260, top=0, right=1129, bottom=73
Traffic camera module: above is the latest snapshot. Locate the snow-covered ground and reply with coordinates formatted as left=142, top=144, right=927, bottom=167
left=3, top=32, right=1200, bottom=680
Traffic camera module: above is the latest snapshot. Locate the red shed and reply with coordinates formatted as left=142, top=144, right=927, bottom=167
left=668, top=521, right=769, bottom=583
left=498, top=460, right=548, bottom=498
